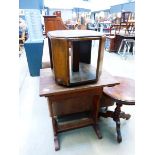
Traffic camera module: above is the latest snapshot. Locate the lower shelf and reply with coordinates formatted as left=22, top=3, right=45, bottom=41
left=55, top=112, right=94, bottom=132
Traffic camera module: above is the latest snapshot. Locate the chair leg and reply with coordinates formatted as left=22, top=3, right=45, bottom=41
left=118, top=40, right=124, bottom=55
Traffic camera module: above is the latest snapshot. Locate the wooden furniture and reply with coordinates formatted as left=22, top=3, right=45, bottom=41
left=53, top=11, right=61, bottom=17
left=110, top=17, right=121, bottom=35
left=47, top=30, right=106, bottom=86
left=126, top=19, right=135, bottom=35
left=110, top=12, right=135, bottom=35
left=118, top=38, right=135, bottom=59
left=105, top=35, right=115, bottom=52
left=119, top=11, right=132, bottom=34
left=99, top=76, right=135, bottom=143
left=39, top=68, right=119, bottom=151
left=108, top=34, right=135, bottom=52
left=43, top=15, right=68, bottom=36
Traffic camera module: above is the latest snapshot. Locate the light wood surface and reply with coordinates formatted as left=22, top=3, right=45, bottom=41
left=39, top=68, right=119, bottom=97
left=47, top=30, right=104, bottom=39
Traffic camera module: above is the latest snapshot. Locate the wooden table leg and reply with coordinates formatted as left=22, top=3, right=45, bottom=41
left=54, top=135, right=59, bottom=151
left=113, top=103, right=122, bottom=143
left=92, top=95, right=102, bottom=139
left=93, top=124, right=102, bottom=139
left=52, top=118, right=60, bottom=151
left=48, top=98, right=60, bottom=151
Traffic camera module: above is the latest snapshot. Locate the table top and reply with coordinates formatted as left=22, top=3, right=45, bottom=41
left=39, top=68, right=119, bottom=97
left=47, top=30, right=105, bottom=39
left=103, top=76, right=135, bottom=103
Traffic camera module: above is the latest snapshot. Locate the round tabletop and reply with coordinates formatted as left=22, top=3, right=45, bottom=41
left=103, top=76, right=135, bottom=104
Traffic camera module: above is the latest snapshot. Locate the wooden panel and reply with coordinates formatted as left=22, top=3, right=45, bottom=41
left=96, top=36, right=106, bottom=79
left=51, top=96, right=93, bottom=116
left=48, top=37, right=53, bottom=68
left=79, top=40, right=92, bottom=64
left=71, top=40, right=92, bottom=72
left=57, top=118, right=93, bottom=132
left=71, top=41, right=80, bottom=72
left=51, top=39, right=70, bottom=85
left=44, top=16, right=68, bottom=35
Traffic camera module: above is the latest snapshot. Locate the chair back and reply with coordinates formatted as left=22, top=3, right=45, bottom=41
left=120, top=11, right=132, bottom=23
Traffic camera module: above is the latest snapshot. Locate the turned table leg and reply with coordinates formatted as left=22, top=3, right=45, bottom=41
left=113, top=103, right=122, bottom=143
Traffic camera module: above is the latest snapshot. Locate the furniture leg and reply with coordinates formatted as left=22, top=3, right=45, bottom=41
left=120, top=112, right=131, bottom=120
left=93, top=124, right=102, bottom=139
left=113, top=103, right=122, bottom=143
left=118, top=39, right=124, bottom=55
left=92, top=95, right=102, bottom=139
left=54, top=133, right=59, bottom=151
left=48, top=98, right=60, bottom=151
left=48, top=37, right=53, bottom=68
left=54, top=135, right=59, bottom=151
left=52, top=118, right=60, bottom=151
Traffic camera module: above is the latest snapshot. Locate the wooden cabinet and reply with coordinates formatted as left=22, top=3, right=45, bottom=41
left=43, top=15, right=68, bottom=36
left=47, top=30, right=106, bottom=86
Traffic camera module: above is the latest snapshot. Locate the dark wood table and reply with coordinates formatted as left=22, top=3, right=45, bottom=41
left=39, top=68, right=119, bottom=151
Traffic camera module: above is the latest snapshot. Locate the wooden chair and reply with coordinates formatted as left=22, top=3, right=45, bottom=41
left=119, top=11, right=133, bottom=35
left=118, top=38, right=135, bottom=59
left=109, top=17, right=121, bottom=35
left=99, top=76, right=135, bottom=143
